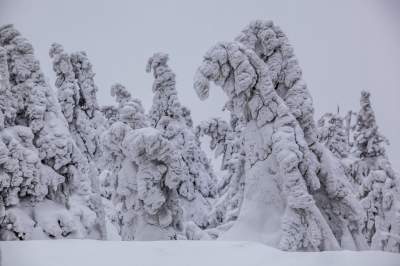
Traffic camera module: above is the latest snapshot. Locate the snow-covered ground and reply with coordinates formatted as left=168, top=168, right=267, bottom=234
left=2, top=240, right=399, bottom=266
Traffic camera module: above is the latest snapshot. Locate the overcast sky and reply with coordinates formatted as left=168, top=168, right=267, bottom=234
left=1, top=0, right=399, bottom=170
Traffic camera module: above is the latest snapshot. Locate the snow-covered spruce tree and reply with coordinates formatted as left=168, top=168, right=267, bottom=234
left=195, top=118, right=245, bottom=236
left=317, top=112, right=349, bottom=158
left=100, top=83, right=189, bottom=240
left=111, top=83, right=148, bottom=130
left=100, top=83, right=148, bottom=203
left=146, top=53, right=217, bottom=232
left=49, top=43, right=103, bottom=163
left=194, top=39, right=367, bottom=251
left=353, top=91, right=387, bottom=159
left=99, top=83, right=149, bottom=238
left=231, top=20, right=367, bottom=250
left=119, top=127, right=186, bottom=240
left=195, top=42, right=335, bottom=250
left=49, top=43, right=107, bottom=238
left=348, top=91, right=400, bottom=252
left=0, top=24, right=105, bottom=240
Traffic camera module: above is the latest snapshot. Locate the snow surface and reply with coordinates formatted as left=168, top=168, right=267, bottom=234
left=1, top=240, right=399, bottom=266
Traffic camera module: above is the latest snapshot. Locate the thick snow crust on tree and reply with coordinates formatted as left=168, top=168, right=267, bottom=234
left=100, top=83, right=191, bottom=240
left=233, top=22, right=367, bottom=252
left=195, top=118, right=245, bottom=235
left=345, top=91, right=400, bottom=253
left=49, top=43, right=107, bottom=236
left=0, top=25, right=106, bottom=240
left=194, top=21, right=367, bottom=250
left=317, top=112, right=349, bottom=158
left=0, top=20, right=399, bottom=256
left=49, top=43, right=104, bottom=163
left=195, top=41, right=336, bottom=250
left=147, top=53, right=217, bottom=232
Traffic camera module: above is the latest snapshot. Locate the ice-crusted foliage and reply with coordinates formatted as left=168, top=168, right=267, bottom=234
left=194, top=41, right=346, bottom=251
left=147, top=53, right=217, bottom=231
left=70, top=50, right=99, bottom=119
left=100, top=118, right=187, bottom=240
left=99, top=84, right=149, bottom=235
left=100, top=83, right=148, bottom=198
left=353, top=91, right=387, bottom=159
left=236, top=20, right=317, bottom=144
left=196, top=118, right=238, bottom=171
left=119, top=127, right=185, bottom=240
left=235, top=20, right=324, bottom=189
left=101, top=105, right=119, bottom=127
left=49, top=43, right=103, bottom=162
left=347, top=91, right=400, bottom=252
left=146, top=53, right=184, bottom=127
left=361, top=165, right=400, bottom=252
left=110, top=84, right=148, bottom=130
left=317, top=112, right=349, bottom=158
left=0, top=25, right=106, bottom=240
left=110, top=83, right=132, bottom=107
left=181, top=106, right=193, bottom=128
left=195, top=118, right=245, bottom=233
left=101, top=84, right=148, bottom=177
left=229, top=20, right=367, bottom=250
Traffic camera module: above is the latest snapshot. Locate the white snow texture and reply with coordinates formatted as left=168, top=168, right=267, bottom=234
left=0, top=20, right=399, bottom=256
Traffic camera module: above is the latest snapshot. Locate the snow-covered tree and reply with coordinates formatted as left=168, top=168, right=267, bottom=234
left=49, top=43, right=103, bottom=163
left=147, top=53, right=217, bottom=231
left=119, top=127, right=186, bottom=240
left=98, top=84, right=149, bottom=236
left=0, top=24, right=105, bottom=240
left=195, top=118, right=245, bottom=235
left=317, top=112, right=349, bottom=158
left=110, top=83, right=148, bottom=130
left=229, top=20, right=367, bottom=250
left=100, top=84, right=148, bottom=201
left=353, top=91, right=387, bottom=159
left=99, top=82, right=190, bottom=240
left=101, top=105, right=119, bottom=127
left=194, top=30, right=366, bottom=250
left=348, top=91, right=400, bottom=252
left=236, top=20, right=317, bottom=145
left=195, top=41, right=332, bottom=250
left=146, top=53, right=184, bottom=128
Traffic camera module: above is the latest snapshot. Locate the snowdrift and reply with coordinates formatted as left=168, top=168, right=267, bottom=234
left=1, top=240, right=399, bottom=266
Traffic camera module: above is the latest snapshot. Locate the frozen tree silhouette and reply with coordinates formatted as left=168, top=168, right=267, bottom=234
left=0, top=24, right=106, bottom=240
left=147, top=53, right=217, bottom=232
left=196, top=118, right=245, bottom=235
left=317, top=112, right=349, bottom=158
left=348, top=91, right=400, bottom=252
left=228, top=20, right=367, bottom=250
left=194, top=42, right=345, bottom=251
left=49, top=43, right=103, bottom=163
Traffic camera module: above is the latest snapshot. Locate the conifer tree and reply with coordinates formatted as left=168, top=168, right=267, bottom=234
left=194, top=20, right=367, bottom=250
left=195, top=118, right=245, bottom=235
left=195, top=42, right=341, bottom=250
left=317, top=112, right=349, bottom=158
left=349, top=91, right=400, bottom=252
left=231, top=20, right=367, bottom=250
left=353, top=91, right=387, bottom=159
left=100, top=83, right=189, bottom=240
left=147, top=53, right=217, bottom=230
left=0, top=24, right=105, bottom=240
left=49, top=43, right=103, bottom=163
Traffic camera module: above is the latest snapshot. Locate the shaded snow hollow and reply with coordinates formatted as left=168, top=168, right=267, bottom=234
left=2, top=240, right=399, bottom=266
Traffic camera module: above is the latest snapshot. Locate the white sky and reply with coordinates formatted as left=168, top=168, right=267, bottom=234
left=1, top=0, right=399, bottom=170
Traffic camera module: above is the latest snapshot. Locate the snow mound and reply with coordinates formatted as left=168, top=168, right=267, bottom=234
left=1, top=240, right=399, bottom=266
